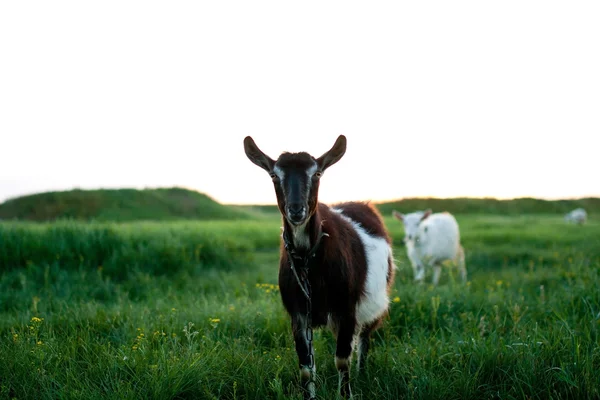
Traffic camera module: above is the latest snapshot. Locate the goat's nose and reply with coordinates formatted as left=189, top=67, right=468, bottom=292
left=287, top=203, right=306, bottom=219
left=288, top=203, right=304, bottom=214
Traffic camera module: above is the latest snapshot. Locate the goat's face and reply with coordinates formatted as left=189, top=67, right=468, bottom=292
left=244, top=136, right=347, bottom=227
left=271, top=153, right=320, bottom=225
left=393, top=209, right=432, bottom=244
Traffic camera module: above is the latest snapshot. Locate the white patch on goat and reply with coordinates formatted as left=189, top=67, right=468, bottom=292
left=333, top=209, right=391, bottom=325
left=305, top=161, right=318, bottom=199
left=292, top=220, right=311, bottom=249
left=273, top=165, right=285, bottom=180
left=280, top=223, right=311, bottom=250
left=306, top=163, right=318, bottom=178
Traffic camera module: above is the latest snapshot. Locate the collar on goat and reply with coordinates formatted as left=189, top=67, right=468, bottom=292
left=282, top=227, right=329, bottom=301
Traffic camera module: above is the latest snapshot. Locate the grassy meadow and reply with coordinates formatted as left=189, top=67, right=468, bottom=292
left=1, top=211, right=600, bottom=399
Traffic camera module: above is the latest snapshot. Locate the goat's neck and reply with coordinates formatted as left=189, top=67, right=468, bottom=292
left=283, top=212, right=323, bottom=253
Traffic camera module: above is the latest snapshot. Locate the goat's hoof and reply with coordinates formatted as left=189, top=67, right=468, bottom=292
left=302, top=391, right=316, bottom=400
left=302, top=381, right=316, bottom=400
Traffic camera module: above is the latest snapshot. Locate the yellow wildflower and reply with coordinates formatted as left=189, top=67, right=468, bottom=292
left=393, top=297, right=400, bottom=303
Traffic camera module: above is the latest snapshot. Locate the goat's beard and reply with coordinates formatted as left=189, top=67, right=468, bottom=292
left=286, top=215, right=307, bottom=227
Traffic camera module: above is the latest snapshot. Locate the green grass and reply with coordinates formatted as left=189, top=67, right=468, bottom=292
left=1, top=215, right=600, bottom=399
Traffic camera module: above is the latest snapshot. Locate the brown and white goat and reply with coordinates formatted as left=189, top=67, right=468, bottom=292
left=244, top=135, right=396, bottom=399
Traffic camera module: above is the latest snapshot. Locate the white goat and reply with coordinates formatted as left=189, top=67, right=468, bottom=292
left=564, top=208, right=587, bottom=225
left=393, top=209, right=466, bottom=285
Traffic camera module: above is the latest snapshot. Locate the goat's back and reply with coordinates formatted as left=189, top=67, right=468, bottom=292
left=331, top=202, right=391, bottom=243
left=418, top=212, right=461, bottom=260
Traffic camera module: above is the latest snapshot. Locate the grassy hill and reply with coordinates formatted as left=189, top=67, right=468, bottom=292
left=0, top=187, right=252, bottom=222
left=236, top=197, right=599, bottom=217
left=375, top=197, right=599, bottom=216
left=2, top=188, right=597, bottom=222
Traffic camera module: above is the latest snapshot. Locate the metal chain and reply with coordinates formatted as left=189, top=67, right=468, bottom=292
left=301, top=266, right=315, bottom=399
left=304, top=271, right=314, bottom=371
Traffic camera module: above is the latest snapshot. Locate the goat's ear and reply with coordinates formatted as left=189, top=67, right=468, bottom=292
left=421, top=209, right=432, bottom=221
left=392, top=210, right=404, bottom=222
left=244, top=136, right=275, bottom=172
left=317, top=135, right=347, bottom=171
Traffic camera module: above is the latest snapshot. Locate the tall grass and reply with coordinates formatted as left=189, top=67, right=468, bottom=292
left=1, top=215, right=599, bottom=399
left=0, top=220, right=281, bottom=279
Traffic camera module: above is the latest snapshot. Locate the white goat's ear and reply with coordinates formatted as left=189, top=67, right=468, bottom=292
left=317, top=135, right=346, bottom=171
left=392, top=210, right=404, bottom=221
left=244, top=136, right=275, bottom=173
left=421, top=209, right=432, bottom=221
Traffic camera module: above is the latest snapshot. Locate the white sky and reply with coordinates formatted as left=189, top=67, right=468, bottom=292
left=1, top=1, right=598, bottom=205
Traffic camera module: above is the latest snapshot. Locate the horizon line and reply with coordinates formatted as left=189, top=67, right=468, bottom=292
left=1, top=186, right=599, bottom=206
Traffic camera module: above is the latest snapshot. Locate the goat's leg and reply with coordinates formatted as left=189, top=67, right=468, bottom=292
left=292, top=314, right=316, bottom=400
left=410, top=260, right=419, bottom=281
left=414, top=263, right=426, bottom=282
left=336, top=317, right=357, bottom=398
left=457, top=245, right=467, bottom=283
left=432, top=263, right=442, bottom=286
left=408, top=247, right=425, bottom=283
left=357, top=318, right=381, bottom=374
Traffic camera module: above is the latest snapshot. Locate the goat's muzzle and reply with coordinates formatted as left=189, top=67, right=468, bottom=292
left=286, top=203, right=307, bottom=225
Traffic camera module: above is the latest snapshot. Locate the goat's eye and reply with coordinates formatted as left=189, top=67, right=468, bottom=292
left=314, top=171, right=322, bottom=178
left=270, top=173, right=278, bottom=181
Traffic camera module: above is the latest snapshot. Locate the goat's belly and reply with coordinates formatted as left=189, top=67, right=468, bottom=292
left=355, top=243, right=392, bottom=325
left=420, top=243, right=459, bottom=264
left=356, top=288, right=389, bottom=325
